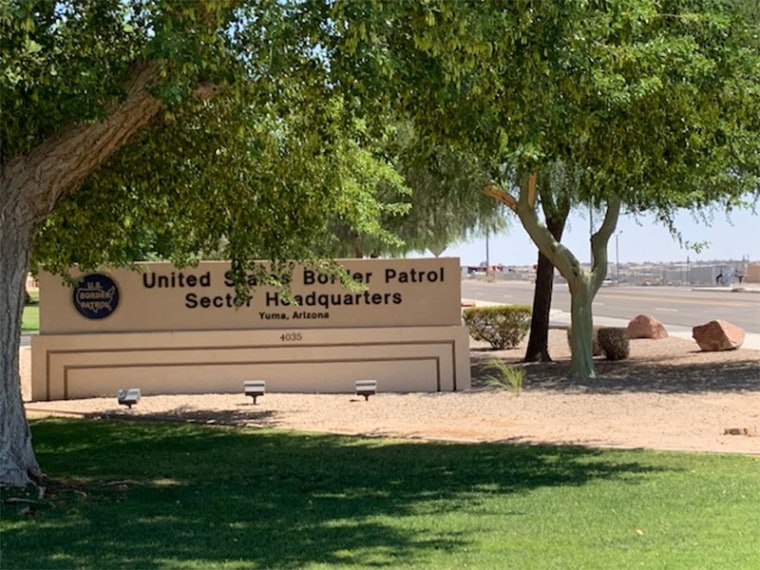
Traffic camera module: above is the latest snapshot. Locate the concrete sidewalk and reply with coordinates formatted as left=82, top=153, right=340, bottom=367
left=549, top=310, right=760, bottom=351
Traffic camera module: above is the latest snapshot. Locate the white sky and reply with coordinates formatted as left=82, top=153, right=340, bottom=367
left=440, top=207, right=760, bottom=267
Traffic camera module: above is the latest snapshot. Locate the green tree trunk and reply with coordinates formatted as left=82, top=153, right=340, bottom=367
left=498, top=175, right=617, bottom=379
left=567, top=279, right=596, bottom=379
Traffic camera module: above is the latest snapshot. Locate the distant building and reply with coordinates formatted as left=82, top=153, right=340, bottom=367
left=746, top=263, right=760, bottom=283
left=662, top=262, right=751, bottom=286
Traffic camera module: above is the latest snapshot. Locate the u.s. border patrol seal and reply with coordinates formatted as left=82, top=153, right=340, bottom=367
left=72, top=273, right=120, bottom=319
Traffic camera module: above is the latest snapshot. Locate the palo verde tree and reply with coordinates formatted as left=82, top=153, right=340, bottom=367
left=329, top=0, right=760, bottom=377
left=0, top=0, right=395, bottom=487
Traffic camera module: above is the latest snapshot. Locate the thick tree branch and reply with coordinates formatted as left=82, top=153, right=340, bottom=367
left=1, top=61, right=163, bottom=226
left=587, top=196, right=621, bottom=293
left=527, top=172, right=536, bottom=208
left=513, top=173, right=583, bottom=283
left=1, top=61, right=225, bottom=230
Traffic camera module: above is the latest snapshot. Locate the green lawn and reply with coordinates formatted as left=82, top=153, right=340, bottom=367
left=22, top=304, right=39, bottom=332
left=22, top=289, right=39, bottom=332
left=2, top=419, right=759, bottom=569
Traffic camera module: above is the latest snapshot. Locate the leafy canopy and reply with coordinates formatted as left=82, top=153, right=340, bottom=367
left=1, top=0, right=405, bottom=279
left=327, top=0, right=760, bottom=219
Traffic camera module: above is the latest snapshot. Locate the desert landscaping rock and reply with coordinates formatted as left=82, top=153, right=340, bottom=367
left=692, top=319, right=745, bottom=351
left=627, top=314, right=668, bottom=339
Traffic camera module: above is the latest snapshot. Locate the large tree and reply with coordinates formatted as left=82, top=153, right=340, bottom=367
left=329, top=0, right=760, bottom=377
left=0, top=0, right=394, bottom=487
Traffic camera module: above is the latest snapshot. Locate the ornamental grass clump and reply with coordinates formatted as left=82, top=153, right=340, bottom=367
left=462, top=305, right=531, bottom=350
left=483, top=358, right=526, bottom=396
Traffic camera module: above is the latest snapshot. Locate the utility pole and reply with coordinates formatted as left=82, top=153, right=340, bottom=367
left=589, top=202, right=593, bottom=267
left=686, top=255, right=690, bottom=285
left=485, top=227, right=490, bottom=279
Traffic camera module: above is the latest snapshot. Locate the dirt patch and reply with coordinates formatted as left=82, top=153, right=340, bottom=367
left=25, top=330, right=760, bottom=454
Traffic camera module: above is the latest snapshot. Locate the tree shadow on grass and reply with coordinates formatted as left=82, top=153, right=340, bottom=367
left=3, top=418, right=668, bottom=569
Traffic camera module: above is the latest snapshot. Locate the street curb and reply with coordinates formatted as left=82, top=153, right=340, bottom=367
left=690, top=286, right=760, bottom=294
left=462, top=299, right=760, bottom=351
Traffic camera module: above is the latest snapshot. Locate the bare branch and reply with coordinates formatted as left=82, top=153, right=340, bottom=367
left=483, top=184, right=518, bottom=212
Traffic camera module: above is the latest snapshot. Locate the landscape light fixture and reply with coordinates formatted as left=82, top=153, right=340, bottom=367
left=244, top=380, right=266, bottom=404
left=117, top=388, right=141, bottom=409
left=355, top=379, right=377, bottom=401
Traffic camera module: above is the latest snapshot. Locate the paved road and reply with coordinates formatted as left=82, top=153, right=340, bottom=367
left=462, top=280, right=760, bottom=335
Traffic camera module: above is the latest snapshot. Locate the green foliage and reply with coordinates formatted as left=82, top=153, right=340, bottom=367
left=483, top=358, right=526, bottom=396
left=325, top=124, right=508, bottom=259
left=329, top=0, right=760, bottom=238
left=323, top=120, right=412, bottom=258
left=0, top=1, right=400, bottom=282
left=390, top=138, right=509, bottom=256
left=3, top=419, right=760, bottom=568
left=1, top=0, right=142, bottom=160
left=463, top=305, right=531, bottom=350
left=32, top=96, right=401, bottom=276
left=0, top=0, right=240, bottom=163
left=328, top=0, right=760, bottom=377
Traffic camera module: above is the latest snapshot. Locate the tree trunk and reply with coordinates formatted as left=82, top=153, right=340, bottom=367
left=523, top=253, right=556, bottom=362
left=523, top=211, right=568, bottom=362
left=0, top=217, right=42, bottom=486
left=0, top=61, right=167, bottom=487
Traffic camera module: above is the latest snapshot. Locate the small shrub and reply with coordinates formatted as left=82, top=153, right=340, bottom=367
left=566, top=326, right=603, bottom=356
left=483, top=359, right=526, bottom=396
left=463, top=305, right=531, bottom=350
left=597, top=327, right=630, bottom=360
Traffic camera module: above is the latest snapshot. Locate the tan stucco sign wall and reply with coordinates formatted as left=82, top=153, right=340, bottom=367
left=32, top=258, right=470, bottom=400
left=39, top=258, right=461, bottom=333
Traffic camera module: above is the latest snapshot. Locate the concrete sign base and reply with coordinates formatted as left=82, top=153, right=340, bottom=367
left=31, top=325, right=470, bottom=401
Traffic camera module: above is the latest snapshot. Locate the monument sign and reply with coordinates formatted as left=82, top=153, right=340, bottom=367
left=31, top=258, right=470, bottom=400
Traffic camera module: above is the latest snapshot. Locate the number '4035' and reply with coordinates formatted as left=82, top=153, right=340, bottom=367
left=280, top=332, right=302, bottom=341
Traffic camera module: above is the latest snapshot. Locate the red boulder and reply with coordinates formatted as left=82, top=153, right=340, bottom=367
left=627, top=314, right=668, bottom=339
left=692, top=320, right=745, bottom=351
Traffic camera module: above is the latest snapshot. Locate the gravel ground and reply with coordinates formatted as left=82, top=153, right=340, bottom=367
left=25, top=330, right=760, bottom=455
